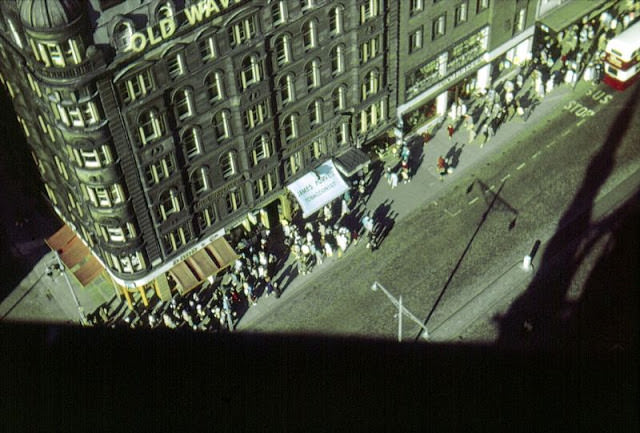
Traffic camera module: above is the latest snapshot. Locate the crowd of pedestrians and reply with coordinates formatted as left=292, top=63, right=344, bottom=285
left=433, top=8, right=637, bottom=178
left=87, top=7, right=638, bottom=332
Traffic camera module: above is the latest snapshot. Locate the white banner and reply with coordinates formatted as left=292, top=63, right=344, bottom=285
left=287, top=160, right=349, bottom=218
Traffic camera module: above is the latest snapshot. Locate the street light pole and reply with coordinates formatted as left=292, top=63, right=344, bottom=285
left=371, top=281, right=429, bottom=341
left=54, top=252, right=88, bottom=326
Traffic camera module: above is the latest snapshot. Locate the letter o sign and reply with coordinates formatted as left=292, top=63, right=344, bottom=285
left=130, top=32, right=147, bottom=53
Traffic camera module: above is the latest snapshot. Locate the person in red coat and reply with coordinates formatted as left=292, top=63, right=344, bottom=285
left=447, top=124, right=455, bottom=140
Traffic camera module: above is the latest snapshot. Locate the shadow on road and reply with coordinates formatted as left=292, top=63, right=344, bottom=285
left=495, top=81, right=640, bottom=352
left=415, top=180, right=514, bottom=341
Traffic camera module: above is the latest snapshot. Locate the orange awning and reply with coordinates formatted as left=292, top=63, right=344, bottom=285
left=45, top=224, right=75, bottom=252
left=46, top=223, right=105, bottom=287
left=73, top=255, right=103, bottom=287
left=168, top=262, right=200, bottom=295
left=166, top=236, right=238, bottom=295
left=186, top=248, right=219, bottom=278
left=206, top=237, right=238, bottom=271
left=59, top=236, right=90, bottom=269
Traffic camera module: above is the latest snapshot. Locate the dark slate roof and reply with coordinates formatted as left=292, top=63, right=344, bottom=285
left=19, top=0, right=83, bottom=30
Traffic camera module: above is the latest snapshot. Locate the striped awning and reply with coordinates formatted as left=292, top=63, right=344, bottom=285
left=45, top=224, right=104, bottom=287
left=167, top=236, right=238, bottom=295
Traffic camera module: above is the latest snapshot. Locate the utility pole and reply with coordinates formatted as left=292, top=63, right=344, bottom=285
left=371, top=281, right=429, bottom=341
left=54, top=252, right=88, bottom=326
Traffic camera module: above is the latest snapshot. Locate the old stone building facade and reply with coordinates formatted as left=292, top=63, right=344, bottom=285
left=0, top=0, right=622, bottom=301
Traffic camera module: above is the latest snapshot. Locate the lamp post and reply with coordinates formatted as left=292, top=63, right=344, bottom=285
left=53, top=252, right=89, bottom=326
left=371, top=281, right=429, bottom=341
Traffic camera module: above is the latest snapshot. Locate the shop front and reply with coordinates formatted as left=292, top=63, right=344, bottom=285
left=399, top=27, right=490, bottom=136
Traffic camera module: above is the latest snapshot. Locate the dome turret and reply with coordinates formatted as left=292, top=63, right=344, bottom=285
left=19, top=0, right=83, bottom=31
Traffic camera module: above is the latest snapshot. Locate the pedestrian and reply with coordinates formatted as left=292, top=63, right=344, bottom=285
left=400, top=145, right=410, bottom=161
left=340, top=198, right=349, bottom=218
left=360, top=213, right=375, bottom=249
left=447, top=124, right=455, bottom=140
left=389, top=170, right=398, bottom=189
left=323, top=204, right=332, bottom=222
left=243, top=281, right=257, bottom=306
left=437, top=156, right=447, bottom=181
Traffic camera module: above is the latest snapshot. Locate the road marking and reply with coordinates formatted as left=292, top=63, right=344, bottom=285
left=561, top=129, right=571, bottom=137
left=517, top=162, right=526, bottom=170
left=468, top=197, right=479, bottom=205
left=432, top=201, right=438, bottom=206
left=531, top=151, right=541, bottom=159
left=489, top=185, right=496, bottom=191
left=501, top=174, right=511, bottom=182
left=546, top=140, right=555, bottom=148
left=577, top=118, right=586, bottom=127
left=445, top=208, right=461, bottom=217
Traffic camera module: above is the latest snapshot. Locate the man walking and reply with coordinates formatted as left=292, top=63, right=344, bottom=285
left=437, top=156, right=447, bottom=181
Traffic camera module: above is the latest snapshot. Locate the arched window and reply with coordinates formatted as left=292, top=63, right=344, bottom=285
left=138, top=109, right=164, bottom=145
left=173, top=87, right=194, bottom=121
left=190, top=166, right=210, bottom=195
left=251, top=134, right=272, bottom=166
left=274, top=34, right=292, bottom=66
left=158, top=188, right=182, bottom=221
left=278, top=73, right=295, bottom=105
left=156, top=1, right=174, bottom=21
left=212, top=110, right=231, bottom=142
left=283, top=114, right=298, bottom=142
left=198, top=32, right=217, bottom=61
left=220, top=152, right=237, bottom=179
left=225, top=189, right=243, bottom=213
left=114, top=21, right=133, bottom=51
left=182, top=127, right=202, bottom=160
left=329, top=6, right=344, bottom=35
left=302, top=20, right=317, bottom=51
left=240, top=55, right=262, bottom=89
left=332, top=85, right=347, bottom=112
left=205, top=71, right=224, bottom=103
left=196, top=204, right=217, bottom=230
left=330, top=45, right=345, bottom=76
left=308, top=99, right=323, bottom=126
left=305, top=59, right=320, bottom=90
left=361, top=69, right=380, bottom=101
left=271, top=1, right=288, bottom=26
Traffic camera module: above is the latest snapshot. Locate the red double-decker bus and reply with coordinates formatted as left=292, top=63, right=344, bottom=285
left=603, top=21, right=640, bottom=90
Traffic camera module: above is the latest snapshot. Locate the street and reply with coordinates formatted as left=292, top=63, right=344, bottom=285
left=236, top=79, right=640, bottom=351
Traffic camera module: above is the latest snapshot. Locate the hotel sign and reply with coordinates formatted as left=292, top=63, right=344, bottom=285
left=126, top=0, right=247, bottom=53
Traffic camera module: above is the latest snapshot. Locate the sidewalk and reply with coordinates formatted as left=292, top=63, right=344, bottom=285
left=236, top=80, right=590, bottom=330
left=1, top=79, right=591, bottom=328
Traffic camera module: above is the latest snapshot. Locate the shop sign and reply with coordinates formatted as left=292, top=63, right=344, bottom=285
left=126, top=0, right=246, bottom=53
left=440, top=57, right=484, bottom=91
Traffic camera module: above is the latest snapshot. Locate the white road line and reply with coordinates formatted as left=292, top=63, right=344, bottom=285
left=489, top=185, right=496, bottom=191
left=577, top=118, right=586, bottom=127
left=445, top=209, right=461, bottom=217
left=531, top=151, right=541, bottom=159
left=432, top=201, right=438, bottom=206
left=468, top=197, right=479, bottom=205
left=517, top=162, right=526, bottom=170
left=501, top=174, right=511, bottom=182
left=561, top=129, right=571, bottom=137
